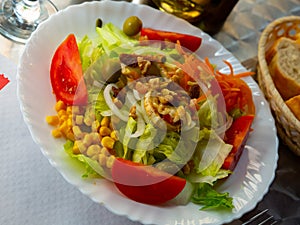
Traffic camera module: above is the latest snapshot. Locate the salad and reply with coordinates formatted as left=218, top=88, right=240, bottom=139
left=46, top=16, right=255, bottom=210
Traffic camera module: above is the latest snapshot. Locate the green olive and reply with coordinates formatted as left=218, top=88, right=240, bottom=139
left=123, top=16, right=143, bottom=36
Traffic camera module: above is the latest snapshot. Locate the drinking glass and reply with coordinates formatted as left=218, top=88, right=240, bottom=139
left=0, top=0, right=57, bottom=44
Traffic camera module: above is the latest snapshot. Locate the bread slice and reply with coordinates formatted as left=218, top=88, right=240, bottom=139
left=268, top=37, right=300, bottom=100
left=285, top=95, right=300, bottom=121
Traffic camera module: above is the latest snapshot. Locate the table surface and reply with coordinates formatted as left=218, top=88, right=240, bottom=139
left=0, top=1, right=300, bottom=225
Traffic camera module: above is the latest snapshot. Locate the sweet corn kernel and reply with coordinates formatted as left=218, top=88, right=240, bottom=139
left=91, top=132, right=100, bottom=144
left=101, top=136, right=115, bottom=149
left=59, top=121, right=68, bottom=133
left=72, top=141, right=81, bottom=154
left=100, top=147, right=110, bottom=156
left=99, top=126, right=111, bottom=136
left=66, top=106, right=72, bottom=114
left=106, top=155, right=115, bottom=169
left=110, top=130, right=118, bottom=140
left=75, top=115, right=84, bottom=125
left=83, top=133, right=94, bottom=147
left=46, top=115, right=59, bottom=126
left=101, top=117, right=110, bottom=127
left=91, top=120, right=100, bottom=132
left=72, top=106, right=80, bottom=115
left=76, top=140, right=86, bottom=153
left=55, top=100, right=66, bottom=112
left=52, top=129, right=62, bottom=138
left=72, top=126, right=83, bottom=139
left=84, top=117, right=93, bottom=126
left=86, top=145, right=101, bottom=157
left=109, top=122, right=115, bottom=131
left=59, top=115, right=68, bottom=123
left=67, top=118, right=72, bottom=127
left=58, top=109, right=67, bottom=117
left=98, top=154, right=106, bottom=166
left=66, top=131, right=75, bottom=141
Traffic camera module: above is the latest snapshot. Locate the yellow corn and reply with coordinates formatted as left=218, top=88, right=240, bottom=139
left=91, top=132, right=100, bottom=144
left=72, top=141, right=81, bottom=154
left=106, top=155, right=115, bottom=169
left=75, top=140, right=86, bottom=154
left=101, top=136, right=115, bottom=149
left=66, top=131, right=75, bottom=141
left=84, top=116, right=93, bottom=126
left=46, top=115, right=59, bottom=126
left=48, top=99, right=77, bottom=139
left=51, top=129, right=62, bottom=138
left=59, top=115, right=68, bottom=123
left=75, top=115, right=84, bottom=125
left=66, top=106, right=72, bottom=114
left=72, top=126, right=83, bottom=139
left=55, top=100, right=66, bottom=112
left=100, top=147, right=110, bottom=156
left=86, top=145, right=101, bottom=157
left=101, top=116, right=110, bottom=127
left=99, top=126, right=111, bottom=136
left=58, top=109, right=67, bottom=117
left=110, top=130, right=118, bottom=141
left=67, top=118, right=72, bottom=127
left=58, top=121, right=68, bottom=133
left=91, top=120, right=100, bottom=132
left=83, top=133, right=94, bottom=147
left=72, top=106, right=80, bottom=115
left=98, top=153, right=106, bottom=166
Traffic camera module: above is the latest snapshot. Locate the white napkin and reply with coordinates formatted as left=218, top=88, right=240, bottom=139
left=0, top=54, right=141, bottom=225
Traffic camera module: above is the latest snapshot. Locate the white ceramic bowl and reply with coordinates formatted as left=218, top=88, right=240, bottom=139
left=17, top=1, right=278, bottom=224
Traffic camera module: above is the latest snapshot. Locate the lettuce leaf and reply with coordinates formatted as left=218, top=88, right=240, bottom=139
left=197, top=96, right=219, bottom=128
left=132, top=123, right=157, bottom=165
left=78, top=35, right=104, bottom=72
left=64, top=140, right=105, bottom=178
left=193, top=129, right=232, bottom=177
left=187, top=169, right=231, bottom=186
left=122, top=117, right=137, bottom=159
left=88, top=87, right=111, bottom=121
left=192, top=183, right=234, bottom=210
left=96, top=22, right=138, bottom=54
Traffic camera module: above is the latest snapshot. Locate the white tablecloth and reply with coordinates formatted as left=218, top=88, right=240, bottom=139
left=0, top=54, right=141, bottom=225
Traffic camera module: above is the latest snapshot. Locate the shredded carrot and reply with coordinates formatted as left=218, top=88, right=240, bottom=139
left=173, top=46, right=255, bottom=115
left=204, top=57, right=215, bottom=74
left=203, top=58, right=256, bottom=115
left=223, top=60, right=234, bottom=77
left=234, top=71, right=255, bottom=78
left=196, top=92, right=209, bottom=103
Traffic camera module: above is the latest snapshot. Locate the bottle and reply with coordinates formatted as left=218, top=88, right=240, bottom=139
left=151, top=0, right=239, bottom=35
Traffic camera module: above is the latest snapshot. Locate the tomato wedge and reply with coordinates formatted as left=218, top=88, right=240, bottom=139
left=222, top=115, right=255, bottom=171
left=111, top=158, right=186, bottom=205
left=50, top=34, right=87, bottom=105
left=140, top=28, right=202, bottom=52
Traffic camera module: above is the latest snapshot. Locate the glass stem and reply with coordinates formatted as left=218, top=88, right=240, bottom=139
left=14, top=0, right=41, bottom=24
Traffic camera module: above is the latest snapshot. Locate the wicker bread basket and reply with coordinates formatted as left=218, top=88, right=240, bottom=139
left=257, top=16, right=300, bottom=155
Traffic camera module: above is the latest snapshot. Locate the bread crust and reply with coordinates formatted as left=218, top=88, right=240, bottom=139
left=267, top=37, right=300, bottom=100
left=285, top=95, right=300, bottom=121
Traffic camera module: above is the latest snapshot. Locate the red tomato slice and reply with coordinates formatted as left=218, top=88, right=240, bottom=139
left=222, top=115, right=255, bottom=171
left=50, top=34, right=87, bottom=105
left=111, top=158, right=186, bottom=205
left=140, top=28, right=202, bottom=52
